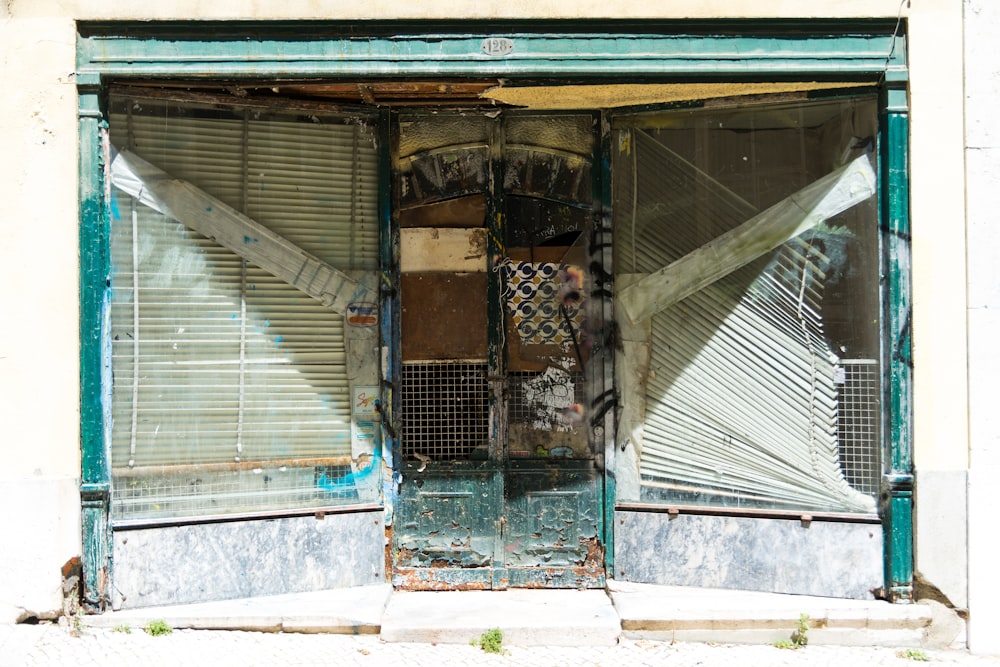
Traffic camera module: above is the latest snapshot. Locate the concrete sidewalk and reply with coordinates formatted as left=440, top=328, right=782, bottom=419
left=3, top=624, right=996, bottom=667
left=79, top=582, right=956, bottom=650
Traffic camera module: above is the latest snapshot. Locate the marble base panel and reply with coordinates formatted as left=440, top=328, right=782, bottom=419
left=112, top=510, right=386, bottom=609
left=614, top=510, right=883, bottom=599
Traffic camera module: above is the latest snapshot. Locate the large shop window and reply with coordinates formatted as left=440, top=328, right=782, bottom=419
left=614, top=94, right=881, bottom=514
left=107, top=93, right=380, bottom=521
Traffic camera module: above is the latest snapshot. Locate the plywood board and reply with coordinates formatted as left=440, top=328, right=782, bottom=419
left=401, top=273, right=488, bottom=361
left=399, top=194, right=488, bottom=228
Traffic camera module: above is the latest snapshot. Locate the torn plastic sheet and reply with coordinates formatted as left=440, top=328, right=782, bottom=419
left=109, top=148, right=375, bottom=315
left=619, top=155, right=877, bottom=323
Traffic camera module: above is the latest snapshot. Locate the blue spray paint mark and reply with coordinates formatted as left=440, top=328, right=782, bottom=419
left=110, top=194, right=121, bottom=220
left=315, top=443, right=383, bottom=496
left=275, top=335, right=284, bottom=343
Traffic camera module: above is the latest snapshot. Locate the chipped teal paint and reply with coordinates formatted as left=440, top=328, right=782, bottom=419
left=880, top=78, right=913, bottom=603
left=393, top=461, right=501, bottom=588
left=77, top=21, right=905, bottom=79
left=505, top=460, right=604, bottom=587
left=78, top=74, right=112, bottom=610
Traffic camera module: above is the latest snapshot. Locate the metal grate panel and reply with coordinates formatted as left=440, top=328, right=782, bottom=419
left=836, top=359, right=881, bottom=497
left=402, top=362, right=490, bottom=461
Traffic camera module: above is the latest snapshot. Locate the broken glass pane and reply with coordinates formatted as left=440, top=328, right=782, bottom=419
left=398, top=113, right=491, bottom=207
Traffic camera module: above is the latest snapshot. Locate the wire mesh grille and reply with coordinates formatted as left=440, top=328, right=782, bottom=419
left=402, top=362, right=490, bottom=461
left=836, top=359, right=881, bottom=497
left=112, top=464, right=358, bottom=521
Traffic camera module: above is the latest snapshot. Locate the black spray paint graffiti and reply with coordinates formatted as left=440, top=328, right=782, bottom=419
left=586, top=220, right=618, bottom=430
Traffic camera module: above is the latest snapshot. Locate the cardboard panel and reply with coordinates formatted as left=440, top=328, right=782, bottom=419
left=401, top=227, right=487, bottom=273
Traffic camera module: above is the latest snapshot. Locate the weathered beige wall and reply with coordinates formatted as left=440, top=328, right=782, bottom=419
left=0, top=13, right=83, bottom=620
left=910, top=2, right=969, bottom=474
left=0, top=17, right=79, bottom=478
left=10, top=0, right=911, bottom=19
left=907, top=0, right=970, bottom=614
left=965, top=0, right=1000, bottom=652
left=0, top=0, right=972, bottom=625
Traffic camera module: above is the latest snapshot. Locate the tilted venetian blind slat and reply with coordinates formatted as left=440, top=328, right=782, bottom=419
left=108, top=100, right=377, bottom=503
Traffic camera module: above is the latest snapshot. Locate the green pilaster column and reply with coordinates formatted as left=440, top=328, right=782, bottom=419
left=78, top=74, right=112, bottom=611
left=880, top=73, right=913, bottom=603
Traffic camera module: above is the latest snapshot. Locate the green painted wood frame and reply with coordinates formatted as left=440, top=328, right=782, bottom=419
left=77, top=19, right=911, bottom=606
left=880, top=73, right=914, bottom=603
left=78, top=72, right=112, bottom=611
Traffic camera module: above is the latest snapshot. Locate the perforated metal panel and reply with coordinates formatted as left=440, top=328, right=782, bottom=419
left=837, top=359, right=881, bottom=497
left=401, top=362, right=490, bottom=460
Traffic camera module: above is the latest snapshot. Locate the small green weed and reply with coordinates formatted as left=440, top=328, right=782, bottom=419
left=773, top=613, right=810, bottom=649
left=791, top=613, right=810, bottom=647
left=112, top=624, right=131, bottom=634
left=472, top=628, right=506, bottom=654
left=897, top=648, right=929, bottom=661
left=143, top=619, right=172, bottom=636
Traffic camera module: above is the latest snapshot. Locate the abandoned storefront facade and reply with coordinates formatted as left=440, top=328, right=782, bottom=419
left=71, top=19, right=915, bottom=609
left=12, top=0, right=997, bottom=650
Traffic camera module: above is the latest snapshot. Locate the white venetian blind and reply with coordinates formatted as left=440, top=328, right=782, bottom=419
left=108, top=97, right=378, bottom=476
left=614, top=111, right=877, bottom=514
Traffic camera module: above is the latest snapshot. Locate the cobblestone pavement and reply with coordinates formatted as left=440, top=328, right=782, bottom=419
left=2, top=622, right=999, bottom=667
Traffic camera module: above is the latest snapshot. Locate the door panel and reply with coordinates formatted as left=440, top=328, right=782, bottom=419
left=394, top=461, right=500, bottom=589
left=505, top=460, right=604, bottom=587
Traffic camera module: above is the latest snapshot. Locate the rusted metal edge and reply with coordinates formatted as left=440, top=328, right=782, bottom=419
left=392, top=566, right=495, bottom=591
left=615, top=502, right=880, bottom=524
left=109, top=84, right=366, bottom=114
left=112, top=502, right=383, bottom=530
